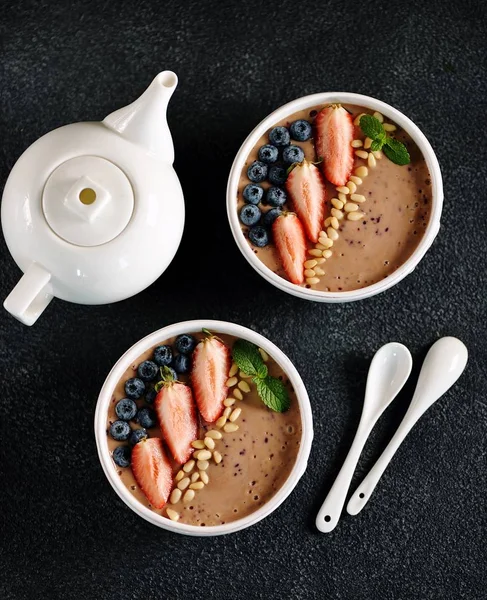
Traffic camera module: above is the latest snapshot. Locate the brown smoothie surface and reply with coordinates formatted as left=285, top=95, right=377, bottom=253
left=237, top=104, right=432, bottom=292
left=106, top=332, right=302, bottom=527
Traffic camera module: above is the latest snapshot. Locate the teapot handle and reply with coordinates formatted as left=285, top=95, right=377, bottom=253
left=4, top=263, right=53, bottom=326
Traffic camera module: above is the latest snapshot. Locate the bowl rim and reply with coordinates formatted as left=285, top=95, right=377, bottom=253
left=226, top=92, right=443, bottom=303
left=94, top=319, right=313, bottom=536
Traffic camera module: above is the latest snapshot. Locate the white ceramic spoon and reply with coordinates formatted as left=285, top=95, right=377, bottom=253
left=347, top=336, right=468, bottom=516
left=316, top=343, right=413, bottom=533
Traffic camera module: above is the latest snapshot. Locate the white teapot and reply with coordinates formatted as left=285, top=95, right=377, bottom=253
left=1, top=71, right=184, bottom=325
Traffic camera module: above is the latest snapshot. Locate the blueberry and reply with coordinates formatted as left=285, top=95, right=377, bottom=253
left=137, top=360, right=159, bottom=382
left=145, top=386, right=157, bottom=405
left=239, top=204, right=261, bottom=226
left=290, top=119, right=312, bottom=142
left=262, top=208, right=282, bottom=227
left=153, top=345, right=173, bottom=366
left=258, top=144, right=279, bottom=164
left=130, top=428, right=148, bottom=446
left=269, top=126, right=290, bottom=147
left=249, top=226, right=269, bottom=247
left=113, top=445, right=131, bottom=468
left=109, top=420, right=131, bottom=441
left=265, top=187, right=287, bottom=208
left=247, top=161, right=268, bottom=183
left=268, top=165, right=288, bottom=185
left=282, top=145, right=305, bottom=164
left=175, top=334, right=197, bottom=355
left=242, top=184, right=264, bottom=205
left=124, top=377, right=145, bottom=400
left=115, top=398, right=138, bottom=421
left=173, top=353, right=191, bottom=374
left=137, top=407, right=156, bottom=429
left=166, top=366, right=178, bottom=380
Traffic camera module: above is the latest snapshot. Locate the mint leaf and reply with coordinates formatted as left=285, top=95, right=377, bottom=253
left=383, top=137, right=410, bottom=165
left=232, top=339, right=265, bottom=377
left=254, top=376, right=290, bottom=413
left=359, top=115, right=386, bottom=143
left=257, top=363, right=268, bottom=379
left=370, top=139, right=383, bottom=152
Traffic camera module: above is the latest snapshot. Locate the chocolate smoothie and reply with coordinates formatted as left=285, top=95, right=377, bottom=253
left=106, top=332, right=302, bottom=527
left=237, top=104, right=433, bottom=292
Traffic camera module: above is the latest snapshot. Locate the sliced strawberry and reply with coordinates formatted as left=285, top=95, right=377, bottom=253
left=314, top=104, right=354, bottom=186
left=131, top=438, right=172, bottom=509
left=155, top=381, right=198, bottom=464
left=286, top=160, right=326, bottom=243
left=191, top=335, right=231, bottom=423
left=272, top=213, right=306, bottom=285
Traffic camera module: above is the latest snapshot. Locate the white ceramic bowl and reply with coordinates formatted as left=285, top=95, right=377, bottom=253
left=94, top=319, right=313, bottom=536
left=227, top=92, right=443, bottom=302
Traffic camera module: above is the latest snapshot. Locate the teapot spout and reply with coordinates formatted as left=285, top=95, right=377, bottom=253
left=103, top=71, right=178, bottom=163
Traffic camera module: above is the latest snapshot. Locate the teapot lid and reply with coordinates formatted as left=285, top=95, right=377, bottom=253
left=42, top=155, right=134, bottom=247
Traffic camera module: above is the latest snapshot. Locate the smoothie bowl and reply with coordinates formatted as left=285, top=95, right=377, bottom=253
left=227, top=93, right=443, bottom=302
left=95, top=320, right=313, bottom=536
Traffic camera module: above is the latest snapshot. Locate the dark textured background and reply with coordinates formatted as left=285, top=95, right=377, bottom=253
left=0, top=0, right=486, bottom=598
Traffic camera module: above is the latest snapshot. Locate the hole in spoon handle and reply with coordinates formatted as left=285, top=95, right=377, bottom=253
left=347, top=485, right=371, bottom=516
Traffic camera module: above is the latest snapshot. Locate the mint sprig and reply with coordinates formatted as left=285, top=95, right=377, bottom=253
left=232, top=339, right=290, bottom=412
left=359, top=114, right=410, bottom=166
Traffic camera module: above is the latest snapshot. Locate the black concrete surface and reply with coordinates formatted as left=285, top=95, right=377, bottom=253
left=0, top=1, right=486, bottom=598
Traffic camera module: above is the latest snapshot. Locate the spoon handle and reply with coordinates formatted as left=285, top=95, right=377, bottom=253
left=316, top=423, right=371, bottom=533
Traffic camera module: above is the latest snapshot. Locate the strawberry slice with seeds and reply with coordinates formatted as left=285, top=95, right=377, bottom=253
left=286, top=160, right=326, bottom=243
left=155, top=379, right=198, bottom=464
left=314, top=104, right=354, bottom=186
left=272, top=213, right=306, bottom=285
left=191, top=334, right=231, bottom=423
left=131, top=438, right=173, bottom=509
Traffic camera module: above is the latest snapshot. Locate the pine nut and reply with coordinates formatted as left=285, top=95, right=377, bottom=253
left=347, top=211, right=365, bottom=221
left=383, top=123, right=396, bottom=132
left=183, top=460, right=195, bottom=473
left=309, top=249, right=322, bottom=257
left=316, top=243, right=327, bottom=251
left=239, top=371, right=252, bottom=379
left=191, top=472, right=200, bottom=482
left=322, top=250, right=333, bottom=259
left=304, top=269, right=316, bottom=278
left=306, top=277, right=320, bottom=285
left=183, top=489, right=195, bottom=503
left=351, top=194, right=366, bottom=203
left=170, top=488, right=182, bottom=504
left=346, top=181, right=357, bottom=194
left=353, top=112, right=366, bottom=126
left=238, top=380, right=251, bottom=393
left=368, top=153, right=377, bottom=168
left=258, top=348, right=269, bottom=362
left=364, top=137, right=372, bottom=149
left=324, top=217, right=332, bottom=227
left=215, top=416, right=227, bottom=429
left=204, top=436, right=215, bottom=450
left=213, top=451, right=222, bottom=464
left=223, top=407, right=232, bottom=418
left=319, top=230, right=328, bottom=238
left=355, top=166, right=368, bottom=177
left=304, top=259, right=317, bottom=269
left=233, top=389, right=243, bottom=400
left=338, top=192, right=347, bottom=203
left=355, top=150, right=368, bottom=159
left=197, top=460, right=209, bottom=470
left=336, top=186, right=350, bottom=194
left=228, top=363, right=238, bottom=377
left=373, top=150, right=383, bottom=159
left=314, top=266, right=325, bottom=276
left=322, top=239, right=333, bottom=249
left=191, top=440, right=205, bottom=449
left=229, top=407, right=242, bottom=422
left=194, top=449, right=212, bottom=461
left=200, top=471, right=209, bottom=484
left=331, top=198, right=344, bottom=209
left=177, top=477, right=191, bottom=490
left=330, top=216, right=339, bottom=230
left=226, top=376, right=238, bottom=387
left=327, top=227, right=339, bottom=241
left=224, top=421, right=240, bottom=433
left=190, top=481, right=205, bottom=490
left=373, top=111, right=384, bottom=123
left=175, top=470, right=185, bottom=482
left=344, top=202, right=359, bottom=213
left=224, top=398, right=235, bottom=407
left=351, top=139, right=363, bottom=148
left=206, top=430, right=222, bottom=440
left=166, top=508, right=180, bottom=522
left=349, top=175, right=362, bottom=185
left=331, top=208, right=344, bottom=220
left=316, top=257, right=326, bottom=264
